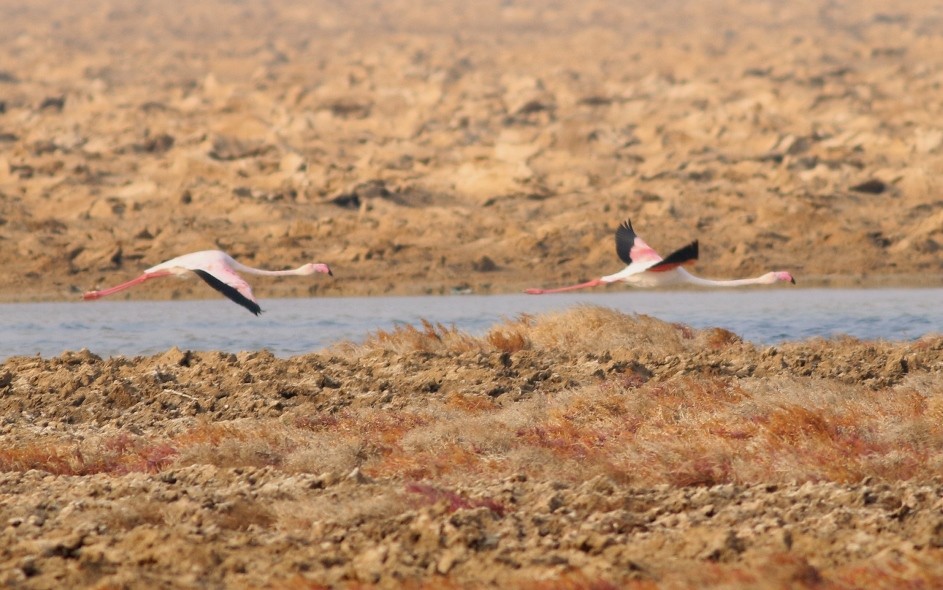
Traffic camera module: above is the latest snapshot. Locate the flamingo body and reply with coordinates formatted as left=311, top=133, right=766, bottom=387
left=525, top=220, right=794, bottom=294
left=83, top=250, right=333, bottom=315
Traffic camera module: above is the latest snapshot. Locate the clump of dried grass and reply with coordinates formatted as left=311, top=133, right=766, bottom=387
left=9, top=366, right=943, bottom=488
left=0, top=433, right=178, bottom=476
left=487, top=325, right=531, bottom=353
left=332, top=305, right=714, bottom=360
left=831, top=551, right=943, bottom=589
left=347, top=319, right=483, bottom=355
left=604, top=375, right=943, bottom=485
left=491, top=306, right=700, bottom=357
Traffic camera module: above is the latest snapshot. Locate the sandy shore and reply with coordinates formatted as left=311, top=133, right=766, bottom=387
left=2, top=0, right=943, bottom=587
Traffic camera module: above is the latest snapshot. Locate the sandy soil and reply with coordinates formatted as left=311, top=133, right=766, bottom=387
left=2, top=0, right=943, bottom=588
left=1, top=0, right=942, bottom=304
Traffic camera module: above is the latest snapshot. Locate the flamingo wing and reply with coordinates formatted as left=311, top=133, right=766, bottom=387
left=647, top=240, right=698, bottom=272
left=615, top=220, right=663, bottom=265
left=192, top=266, right=262, bottom=316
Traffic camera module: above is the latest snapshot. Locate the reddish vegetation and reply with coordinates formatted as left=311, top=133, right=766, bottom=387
left=405, top=483, right=507, bottom=517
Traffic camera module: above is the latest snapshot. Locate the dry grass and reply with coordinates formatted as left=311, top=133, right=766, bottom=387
left=332, top=306, right=713, bottom=359
left=345, top=319, right=483, bottom=355
left=481, top=306, right=704, bottom=358
left=0, top=432, right=178, bottom=476
left=4, top=307, right=943, bottom=489
left=32, top=374, right=928, bottom=486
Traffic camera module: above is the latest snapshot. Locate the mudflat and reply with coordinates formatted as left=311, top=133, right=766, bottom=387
left=1, top=0, right=943, bottom=588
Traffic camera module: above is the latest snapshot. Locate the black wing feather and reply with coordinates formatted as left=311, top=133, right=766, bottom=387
left=614, top=219, right=637, bottom=265
left=647, top=240, right=699, bottom=271
left=193, top=269, right=262, bottom=316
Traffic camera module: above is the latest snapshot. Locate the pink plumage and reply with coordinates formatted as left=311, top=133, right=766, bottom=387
left=525, top=220, right=795, bottom=294
left=83, top=250, right=332, bottom=315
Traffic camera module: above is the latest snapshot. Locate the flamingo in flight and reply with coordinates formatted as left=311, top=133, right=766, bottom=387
left=525, top=220, right=795, bottom=294
left=83, top=250, right=333, bottom=315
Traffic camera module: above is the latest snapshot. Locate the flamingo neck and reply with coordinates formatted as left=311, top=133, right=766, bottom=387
left=230, top=261, right=310, bottom=277
left=678, top=268, right=776, bottom=287
left=688, top=277, right=765, bottom=287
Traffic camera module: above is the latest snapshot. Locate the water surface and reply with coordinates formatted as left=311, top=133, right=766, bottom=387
left=1, top=289, right=940, bottom=360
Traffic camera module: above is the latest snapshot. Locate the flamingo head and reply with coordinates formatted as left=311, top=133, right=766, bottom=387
left=766, top=271, right=796, bottom=284
left=295, top=263, right=333, bottom=276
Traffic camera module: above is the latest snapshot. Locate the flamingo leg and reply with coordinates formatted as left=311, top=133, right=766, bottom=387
left=82, top=270, right=172, bottom=300
left=524, top=279, right=605, bottom=294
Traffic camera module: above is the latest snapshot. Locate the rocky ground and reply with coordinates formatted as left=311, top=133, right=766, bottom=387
left=2, top=308, right=943, bottom=588
left=2, top=0, right=943, bottom=588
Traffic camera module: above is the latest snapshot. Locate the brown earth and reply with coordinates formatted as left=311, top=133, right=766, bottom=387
left=2, top=0, right=943, bottom=588
left=1, top=0, right=942, bottom=304
left=1, top=308, right=943, bottom=588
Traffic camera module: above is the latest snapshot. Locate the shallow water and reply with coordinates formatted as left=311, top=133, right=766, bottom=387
left=1, top=288, right=940, bottom=360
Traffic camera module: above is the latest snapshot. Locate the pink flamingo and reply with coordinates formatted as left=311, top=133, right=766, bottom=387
left=525, top=220, right=795, bottom=294
left=83, top=250, right=333, bottom=315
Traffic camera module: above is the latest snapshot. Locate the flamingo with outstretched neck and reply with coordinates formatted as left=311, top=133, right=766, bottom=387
left=525, top=220, right=795, bottom=294
left=83, top=250, right=333, bottom=315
